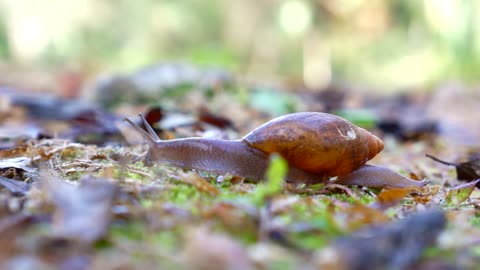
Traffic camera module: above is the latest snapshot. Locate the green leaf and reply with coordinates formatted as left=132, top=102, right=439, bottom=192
left=446, top=179, right=480, bottom=205
left=249, top=89, right=298, bottom=116
left=252, top=154, right=288, bottom=206
left=334, top=109, right=378, bottom=129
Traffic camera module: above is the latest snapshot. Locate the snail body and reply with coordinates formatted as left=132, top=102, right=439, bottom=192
left=125, top=112, right=427, bottom=188
left=334, top=164, right=427, bottom=188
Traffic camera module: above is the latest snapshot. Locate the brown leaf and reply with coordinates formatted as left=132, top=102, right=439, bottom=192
left=177, top=171, right=220, bottom=196
left=338, top=204, right=390, bottom=232
left=371, top=187, right=412, bottom=210
left=198, top=107, right=235, bottom=130
left=144, top=106, right=164, bottom=124
left=411, top=185, right=440, bottom=204
left=0, top=144, right=30, bottom=158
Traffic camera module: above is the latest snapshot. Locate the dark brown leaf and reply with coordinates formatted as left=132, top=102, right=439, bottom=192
left=198, top=107, right=236, bottom=130
left=144, top=106, right=165, bottom=127
left=377, top=119, right=438, bottom=142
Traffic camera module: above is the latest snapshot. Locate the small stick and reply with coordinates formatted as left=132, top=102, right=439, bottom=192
left=425, top=154, right=456, bottom=166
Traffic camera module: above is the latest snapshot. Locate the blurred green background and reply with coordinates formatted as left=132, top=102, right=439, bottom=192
left=0, top=0, right=479, bottom=90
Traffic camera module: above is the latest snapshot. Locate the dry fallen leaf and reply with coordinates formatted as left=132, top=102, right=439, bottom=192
left=0, top=157, right=36, bottom=173
left=336, top=203, right=390, bottom=232
left=46, top=175, right=118, bottom=244
left=371, top=187, right=412, bottom=210
left=314, top=209, right=446, bottom=270
left=0, top=144, right=31, bottom=159
left=177, top=171, right=220, bottom=196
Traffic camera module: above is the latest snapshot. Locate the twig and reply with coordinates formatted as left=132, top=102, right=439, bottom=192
left=425, top=154, right=456, bottom=166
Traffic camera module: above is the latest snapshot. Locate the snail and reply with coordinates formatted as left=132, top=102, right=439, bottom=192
left=124, top=112, right=428, bottom=188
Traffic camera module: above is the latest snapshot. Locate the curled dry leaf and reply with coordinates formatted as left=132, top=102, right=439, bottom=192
left=0, top=157, right=36, bottom=173
left=411, top=185, right=441, bottom=205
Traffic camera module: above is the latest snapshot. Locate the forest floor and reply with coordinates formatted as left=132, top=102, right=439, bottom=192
left=0, top=66, right=479, bottom=269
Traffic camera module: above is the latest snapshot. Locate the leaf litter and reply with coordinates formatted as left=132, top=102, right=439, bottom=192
left=1, top=80, right=480, bottom=269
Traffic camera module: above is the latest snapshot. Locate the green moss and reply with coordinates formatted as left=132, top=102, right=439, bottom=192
left=109, top=222, right=182, bottom=253
left=59, top=147, right=84, bottom=160
left=110, top=222, right=146, bottom=241
left=151, top=230, right=183, bottom=252
left=94, top=238, right=113, bottom=250
left=167, top=184, right=202, bottom=204
left=267, top=261, right=297, bottom=270
left=106, top=221, right=185, bottom=268
left=470, top=215, right=480, bottom=227
left=290, top=232, right=329, bottom=250
left=422, top=246, right=457, bottom=262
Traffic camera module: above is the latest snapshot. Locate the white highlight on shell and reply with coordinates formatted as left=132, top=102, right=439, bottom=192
left=338, top=127, right=357, bottom=140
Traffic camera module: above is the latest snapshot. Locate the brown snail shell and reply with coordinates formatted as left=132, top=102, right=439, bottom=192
left=243, top=112, right=384, bottom=177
